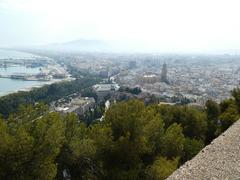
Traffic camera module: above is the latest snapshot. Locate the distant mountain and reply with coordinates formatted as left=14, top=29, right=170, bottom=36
left=44, top=39, right=113, bottom=52
left=41, top=39, right=152, bottom=53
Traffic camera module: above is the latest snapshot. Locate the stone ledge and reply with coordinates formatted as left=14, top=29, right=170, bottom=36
left=167, top=120, right=240, bottom=180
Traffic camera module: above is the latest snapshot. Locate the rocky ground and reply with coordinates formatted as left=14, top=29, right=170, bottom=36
left=167, top=120, right=240, bottom=180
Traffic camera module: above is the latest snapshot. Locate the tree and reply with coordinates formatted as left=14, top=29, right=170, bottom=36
left=56, top=113, right=104, bottom=180
left=161, top=123, right=185, bottom=158
left=206, top=100, right=220, bottom=120
left=1, top=93, right=235, bottom=179
left=0, top=74, right=101, bottom=117
left=146, top=156, right=179, bottom=180
left=220, top=98, right=235, bottom=113
left=141, top=107, right=165, bottom=164
left=101, top=100, right=166, bottom=179
left=103, top=100, right=147, bottom=179
left=205, top=100, right=220, bottom=143
left=231, top=88, right=240, bottom=112
left=181, top=107, right=207, bottom=140
left=28, top=112, right=65, bottom=179
left=0, top=109, right=65, bottom=180
left=0, top=118, right=34, bottom=179
left=182, top=138, right=204, bottom=162
left=156, top=105, right=207, bottom=140
left=218, top=104, right=239, bottom=133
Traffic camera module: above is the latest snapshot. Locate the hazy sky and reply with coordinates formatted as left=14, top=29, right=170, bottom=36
left=1, top=0, right=240, bottom=53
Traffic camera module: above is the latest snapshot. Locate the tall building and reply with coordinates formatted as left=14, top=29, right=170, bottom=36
left=161, top=62, right=168, bottom=83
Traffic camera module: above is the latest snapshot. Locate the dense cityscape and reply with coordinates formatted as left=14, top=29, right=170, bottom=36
left=41, top=52, right=240, bottom=107
left=1, top=49, right=240, bottom=179
left=2, top=50, right=239, bottom=116
left=1, top=0, right=240, bottom=179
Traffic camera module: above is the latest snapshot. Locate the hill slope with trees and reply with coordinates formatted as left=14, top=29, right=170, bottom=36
left=0, top=88, right=240, bottom=179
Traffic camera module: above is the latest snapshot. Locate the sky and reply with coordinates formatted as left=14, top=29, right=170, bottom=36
left=0, top=0, right=240, bottom=53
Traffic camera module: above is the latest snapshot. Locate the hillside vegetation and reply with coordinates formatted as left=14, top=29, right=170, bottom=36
left=0, top=89, right=240, bottom=179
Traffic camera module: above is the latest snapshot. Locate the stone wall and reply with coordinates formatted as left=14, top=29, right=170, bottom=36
left=167, top=120, right=240, bottom=180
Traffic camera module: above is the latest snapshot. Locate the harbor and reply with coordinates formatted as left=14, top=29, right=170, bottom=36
left=0, top=49, right=74, bottom=97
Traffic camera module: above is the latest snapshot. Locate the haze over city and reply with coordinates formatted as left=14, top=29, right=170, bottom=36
left=1, top=0, right=240, bottom=53
left=1, top=0, right=240, bottom=179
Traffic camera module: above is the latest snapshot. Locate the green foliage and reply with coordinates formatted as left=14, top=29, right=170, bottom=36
left=215, top=88, right=240, bottom=134
left=119, top=86, right=142, bottom=95
left=219, top=103, right=239, bottom=132
left=1, top=89, right=240, bottom=179
left=0, top=76, right=100, bottom=117
left=231, top=88, right=240, bottom=112
left=206, top=100, right=220, bottom=120
left=56, top=114, right=101, bottom=180
left=161, top=123, right=185, bottom=158
left=156, top=105, right=207, bottom=140
left=100, top=100, right=186, bottom=179
left=220, top=98, right=235, bottom=112
left=146, top=156, right=179, bottom=180
left=182, top=138, right=204, bottom=162
left=142, top=107, right=165, bottom=155
left=205, top=100, right=220, bottom=143
left=81, top=101, right=105, bottom=126
left=0, top=106, right=65, bottom=180
left=103, top=100, right=147, bottom=179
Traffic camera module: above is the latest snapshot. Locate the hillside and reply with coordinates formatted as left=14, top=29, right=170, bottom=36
left=38, top=39, right=150, bottom=53
left=45, top=39, right=112, bottom=52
